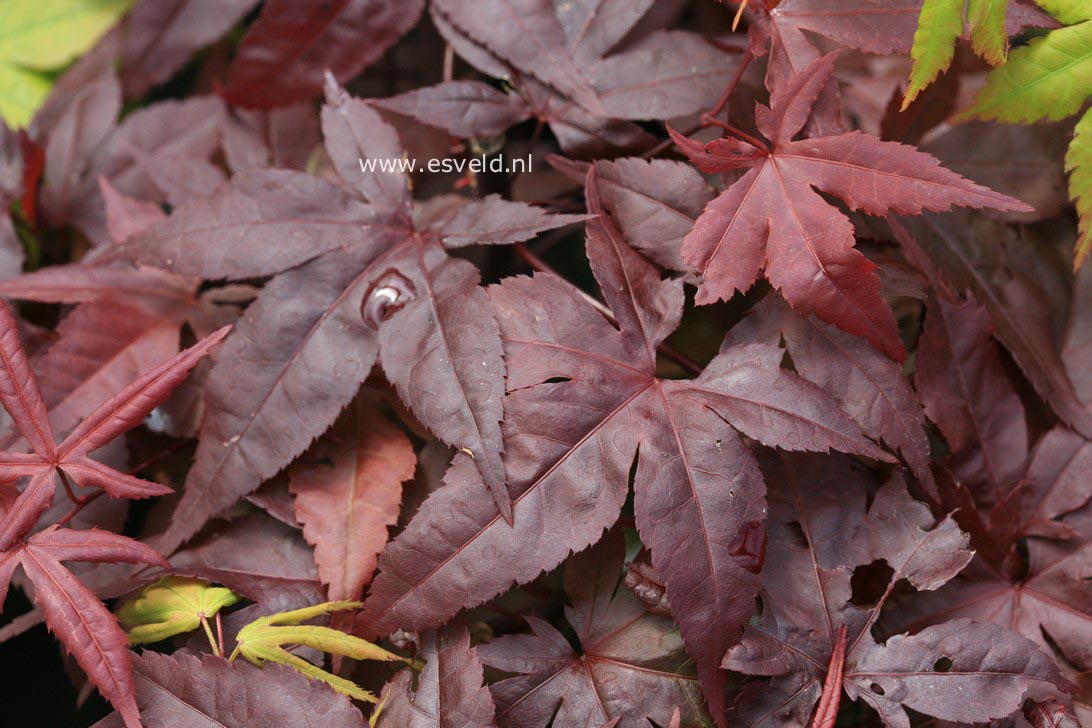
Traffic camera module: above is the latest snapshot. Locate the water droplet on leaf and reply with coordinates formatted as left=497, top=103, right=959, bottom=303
left=362, top=271, right=416, bottom=329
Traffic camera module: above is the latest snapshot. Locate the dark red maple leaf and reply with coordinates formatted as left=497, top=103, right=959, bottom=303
left=669, top=53, right=1033, bottom=361
left=725, top=293, right=936, bottom=496
left=425, top=0, right=736, bottom=155
left=359, top=170, right=893, bottom=725
left=120, top=0, right=260, bottom=99
left=888, top=427, right=1092, bottom=709
left=0, top=122, right=24, bottom=279
left=477, top=531, right=708, bottom=728
left=93, top=650, right=368, bottom=728
left=109, top=78, right=587, bottom=553
left=0, top=301, right=227, bottom=727
left=916, top=292, right=1029, bottom=503
left=0, top=302, right=229, bottom=547
left=219, top=0, right=425, bottom=109
left=740, top=0, right=1054, bottom=90
left=0, top=526, right=167, bottom=728
left=376, top=623, right=496, bottom=728
left=724, top=452, right=1073, bottom=727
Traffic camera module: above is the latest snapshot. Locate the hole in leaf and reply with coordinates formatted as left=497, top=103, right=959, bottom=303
left=932, top=656, right=953, bottom=673
left=870, top=683, right=885, bottom=696
left=784, top=521, right=808, bottom=549
left=728, top=520, right=766, bottom=574
left=543, top=377, right=571, bottom=385
left=850, top=559, right=894, bottom=608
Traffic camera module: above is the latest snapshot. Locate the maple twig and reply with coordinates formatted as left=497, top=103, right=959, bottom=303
left=708, top=48, right=754, bottom=119
left=811, top=625, right=848, bottom=728
left=443, top=43, right=454, bottom=83
left=513, top=244, right=704, bottom=376
left=216, top=612, right=225, bottom=657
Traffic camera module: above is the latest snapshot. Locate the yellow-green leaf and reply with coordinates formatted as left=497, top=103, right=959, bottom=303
left=117, top=576, right=240, bottom=645
left=969, top=0, right=1010, bottom=64
left=232, top=601, right=403, bottom=703
left=904, top=0, right=965, bottom=109
left=1068, top=107, right=1092, bottom=268
left=1036, top=0, right=1092, bottom=24
left=0, top=0, right=132, bottom=127
left=960, top=19, right=1092, bottom=122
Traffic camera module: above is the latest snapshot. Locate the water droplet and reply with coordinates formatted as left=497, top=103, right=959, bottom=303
left=362, top=270, right=416, bottom=329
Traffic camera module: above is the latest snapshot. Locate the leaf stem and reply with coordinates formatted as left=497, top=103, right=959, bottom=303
left=708, top=48, right=754, bottom=119
left=810, top=624, right=847, bottom=728
left=700, top=116, right=770, bottom=152
left=201, top=616, right=220, bottom=656
left=228, top=644, right=240, bottom=662
left=513, top=244, right=703, bottom=376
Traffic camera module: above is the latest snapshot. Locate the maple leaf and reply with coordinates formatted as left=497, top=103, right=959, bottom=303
left=113, top=78, right=586, bottom=553
left=0, top=122, right=24, bottom=278
left=375, top=622, right=496, bottom=728
left=230, top=600, right=403, bottom=703
left=35, top=76, right=230, bottom=246
left=0, top=526, right=167, bottom=728
left=93, top=650, right=369, bottom=728
left=117, top=575, right=239, bottom=646
left=119, top=0, right=260, bottom=99
left=426, top=0, right=734, bottom=155
left=167, top=510, right=323, bottom=612
left=0, top=298, right=227, bottom=725
left=724, top=453, right=1073, bottom=727
left=219, top=0, right=424, bottom=108
left=891, top=213, right=1092, bottom=439
left=0, top=258, right=241, bottom=443
left=288, top=394, right=415, bottom=627
left=0, top=301, right=229, bottom=546
left=958, top=6, right=1092, bottom=267
left=370, top=81, right=533, bottom=139
left=916, top=292, right=1029, bottom=503
left=725, top=294, right=936, bottom=497
left=477, top=531, right=710, bottom=728
left=888, top=427, right=1092, bottom=707
left=359, top=170, right=893, bottom=725
left=577, top=156, right=716, bottom=274
left=902, top=0, right=1056, bottom=107
left=0, top=0, right=131, bottom=128
left=670, top=53, right=1033, bottom=361
left=741, top=0, right=1052, bottom=91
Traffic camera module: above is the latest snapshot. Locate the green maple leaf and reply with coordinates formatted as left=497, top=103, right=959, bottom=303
left=960, top=2, right=1092, bottom=268
left=117, top=576, right=240, bottom=651
left=0, top=0, right=132, bottom=128
left=231, top=601, right=404, bottom=703
left=904, top=0, right=1011, bottom=109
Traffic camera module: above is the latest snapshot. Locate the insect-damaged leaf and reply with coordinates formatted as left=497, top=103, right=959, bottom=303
left=723, top=454, right=1071, bottom=726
